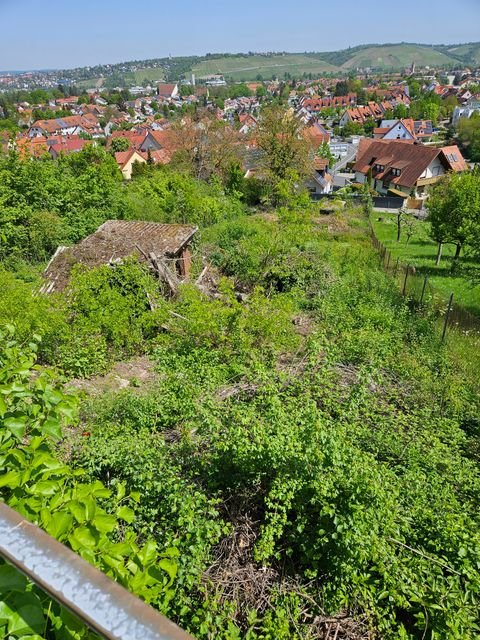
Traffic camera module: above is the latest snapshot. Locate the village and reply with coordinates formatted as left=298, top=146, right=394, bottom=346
left=1, top=60, right=479, bottom=203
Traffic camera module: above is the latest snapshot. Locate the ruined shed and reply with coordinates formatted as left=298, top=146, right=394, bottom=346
left=41, top=220, right=198, bottom=294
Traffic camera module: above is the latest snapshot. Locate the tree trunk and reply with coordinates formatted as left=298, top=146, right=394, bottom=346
left=396, top=213, right=402, bottom=242
left=450, top=243, right=462, bottom=272
left=435, top=242, right=443, bottom=266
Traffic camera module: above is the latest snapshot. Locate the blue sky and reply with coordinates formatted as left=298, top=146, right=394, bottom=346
left=1, top=0, right=479, bottom=70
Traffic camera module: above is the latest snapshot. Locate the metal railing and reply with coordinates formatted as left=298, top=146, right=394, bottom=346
left=0, top=503, right=194, bottom=640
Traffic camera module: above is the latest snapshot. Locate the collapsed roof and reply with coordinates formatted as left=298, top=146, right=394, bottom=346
left=41, top=220, right=198, bottom=293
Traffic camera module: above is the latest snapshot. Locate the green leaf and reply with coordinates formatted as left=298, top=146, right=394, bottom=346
left=158, top=557, right=178, bottom=581
left=4, top=416, right=27, bottom=440
left=83, top=496, right=96, bottom=522
left=116, top=505, right=135, bottom=524
left=137, top=540, right=157, bottom=567
left=8, top=604, right=45, bottom=636
left=0, top=470, right=21, bottom=489
left=0, top=564, right=28, bottom=591
left=70, top=525, right=99, bottom=549
left=116, top=482, right=126, bottom=502
left=41, top=417, right=63, bottom=440
left=68, top=500, right=86, bottom=523
left=28, top=480, right=59, bottom=496
left=46, top=512, right=73, bottom=539
left=92, top=514, right=117, bottom=534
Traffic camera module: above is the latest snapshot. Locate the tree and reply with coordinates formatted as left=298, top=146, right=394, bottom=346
left=256, top=105, right=313, bottom=205
left=316, top=141, right=335, bottom=166
left=169, top=112, right=242, bottom=182
left=457, top=113, right=480, bottom=162
left=427, top=171, right=480, bottom=268
left=393, top=104, right=408, bottom=119
left=111, top=137, right=130, bottom=153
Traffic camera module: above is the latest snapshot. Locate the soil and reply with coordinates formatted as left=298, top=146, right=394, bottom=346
left=66, top=355, right=157, bottom=395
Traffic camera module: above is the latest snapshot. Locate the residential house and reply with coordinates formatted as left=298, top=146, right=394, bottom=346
left=114, top=148, right=147, bottom=179
left=41, top=220, right=198, bottom=293
left=373, top=119, right=434, bottom=141
left=238, top=114, right=258, bottom=135
left=48, top=136, right=92, bottom=159
left=339, top=102, right=384, bottom=127
left=157, top=83, right=179, bottom=99
left=303, top=121, right=331, bottom=145
left=306, top=157, right=333, bottom=196
left=28, top=114, right=103, bottom=138
left=452, top=99, right=480, bottom=127
left=300, top=94, right=357, bottom=113
left=55, top=96, right=79, bottom=108
left=110, top=130, right=147, bottom=150
left=353, top=138, right=467, bottom=199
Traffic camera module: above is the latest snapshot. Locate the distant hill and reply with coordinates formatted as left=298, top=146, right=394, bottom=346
left=191, top=54, right=338, bottom=81
left=332, top=43, right=458, bottom=70
left=444, top=42, right=480, bottom=66
left=22, top=42, right=478, bottom=89
left=138, top=43, right=479, bottom=82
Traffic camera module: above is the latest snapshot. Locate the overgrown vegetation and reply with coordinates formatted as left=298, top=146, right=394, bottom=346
left=0, top=144, right=480, bottom=639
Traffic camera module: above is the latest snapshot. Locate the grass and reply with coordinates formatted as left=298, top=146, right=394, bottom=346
left=371, top=212, right=480, bottom=316
left=192, top=54, right=338, bottom=80
left=131, top=67, right=165, bottom=84
left=76, top=67, right=164, bottom=90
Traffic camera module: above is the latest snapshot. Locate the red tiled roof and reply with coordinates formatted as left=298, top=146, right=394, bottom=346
left=50, top=138, right=91, bottom=155
left=440, top=145, right=468, bottom=172
left=157, top=83, right=178, bottom=98
left=114, top=148, right=145, bottom=168
left=354, top=139, right=440, bottom=189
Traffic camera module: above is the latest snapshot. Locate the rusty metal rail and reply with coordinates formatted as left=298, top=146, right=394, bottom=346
left=0, top=503, right=194, bottom=640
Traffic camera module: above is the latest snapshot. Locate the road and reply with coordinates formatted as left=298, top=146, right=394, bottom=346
left=332, top=143, right=358, bottom=172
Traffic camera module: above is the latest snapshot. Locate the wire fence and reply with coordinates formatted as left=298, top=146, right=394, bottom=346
left=371, top=233, right=480, bottom=340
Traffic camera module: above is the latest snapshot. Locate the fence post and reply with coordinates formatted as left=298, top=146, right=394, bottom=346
left=394, top=257, right=399, bottom=276
left=402, top=264, right=410, bottom=296
left=441, top=293, right=454, bottom=342
left=386, top=251, right=391, bottom=270
left=420, top=275, right=428, bottom=306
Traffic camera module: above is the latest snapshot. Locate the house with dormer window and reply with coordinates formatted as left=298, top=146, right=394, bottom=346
left=353, top=139, right=467, bottom=199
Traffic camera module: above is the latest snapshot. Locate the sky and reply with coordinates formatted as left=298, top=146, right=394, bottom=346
left=0, top=0, right=479, bottom=70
